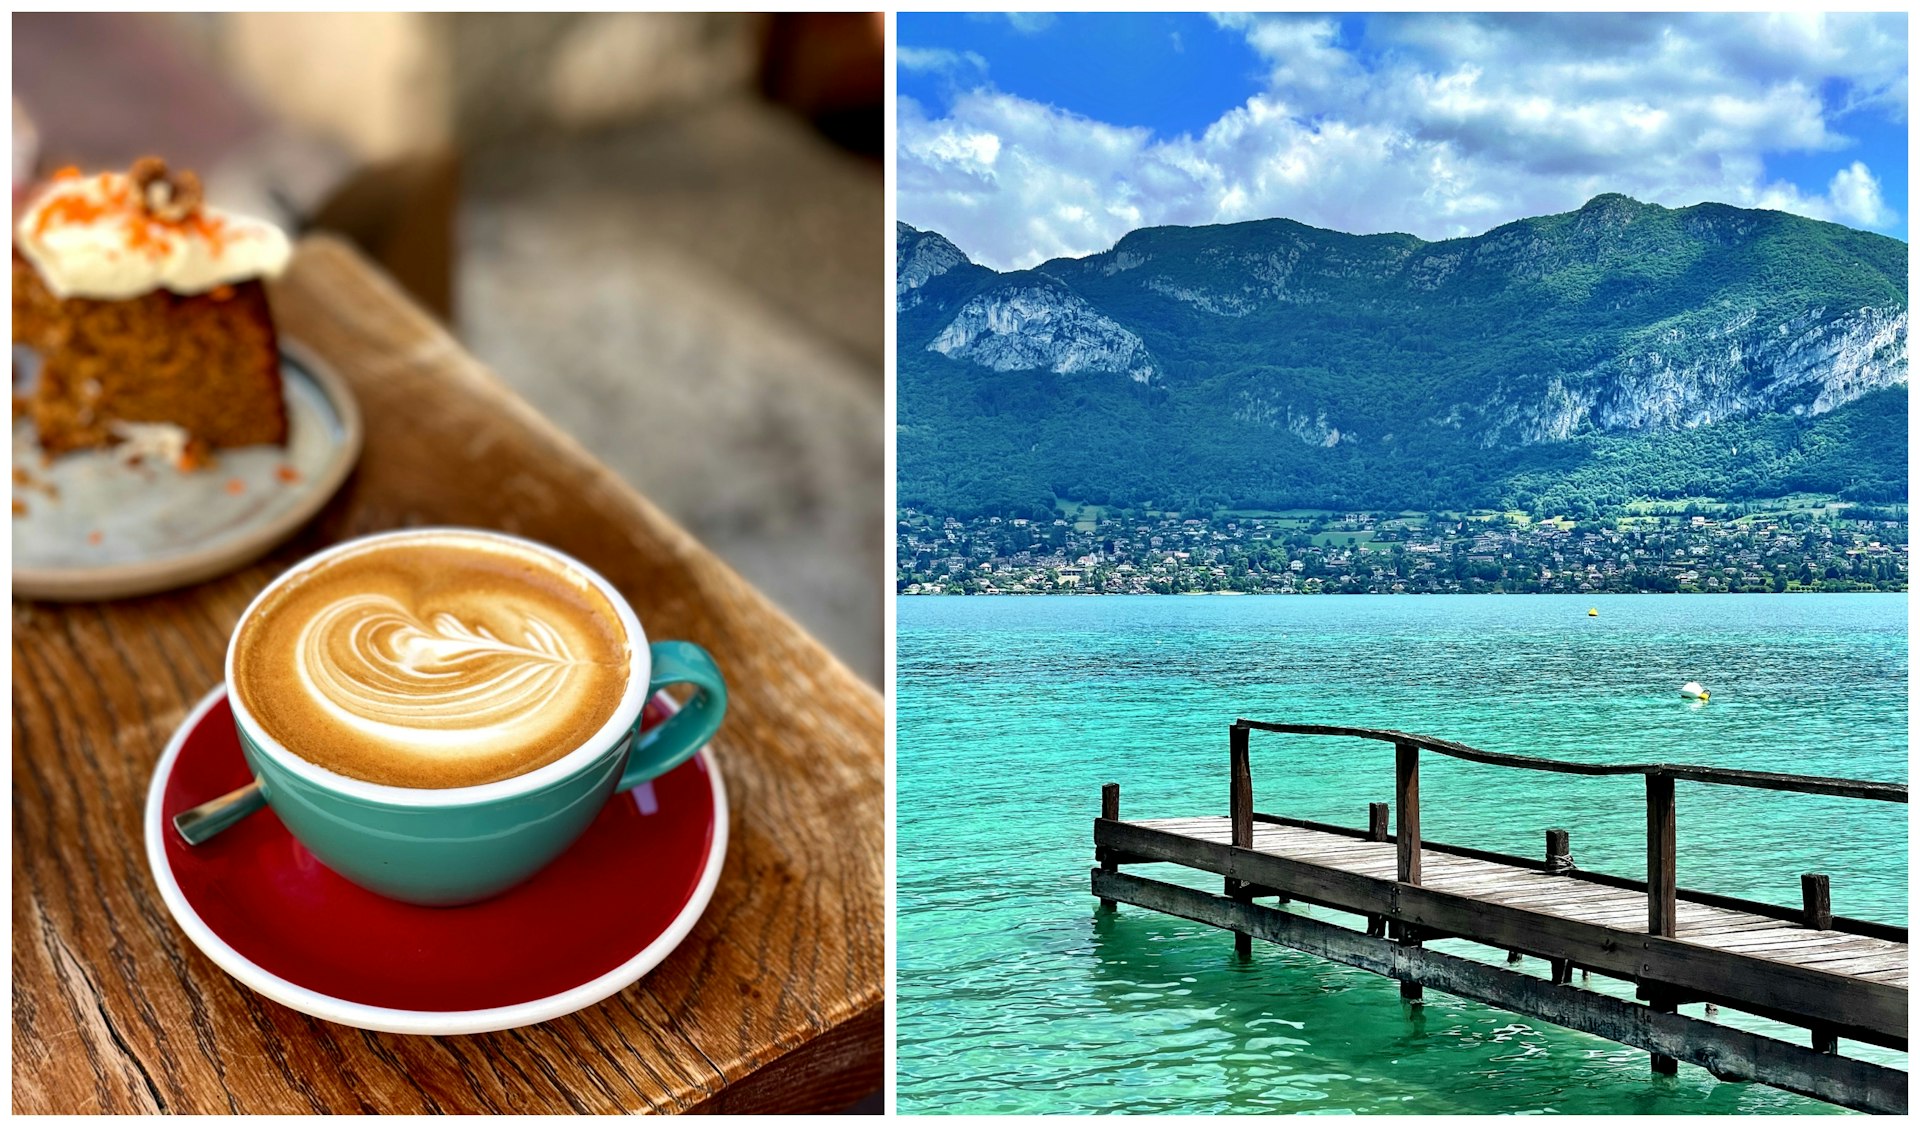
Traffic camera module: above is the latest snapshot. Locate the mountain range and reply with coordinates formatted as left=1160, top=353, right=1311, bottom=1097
left=897, top=195, right=1907, bottom=519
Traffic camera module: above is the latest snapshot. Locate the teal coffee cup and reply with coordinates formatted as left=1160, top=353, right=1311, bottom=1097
left=215, top=529, right=727, bottom=906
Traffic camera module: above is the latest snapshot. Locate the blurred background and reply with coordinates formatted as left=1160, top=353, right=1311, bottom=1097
left=12, top=11, right=884, bottom=686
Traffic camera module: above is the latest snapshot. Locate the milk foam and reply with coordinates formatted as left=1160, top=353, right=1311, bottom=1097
left=232, top=533, right=631, bottom=789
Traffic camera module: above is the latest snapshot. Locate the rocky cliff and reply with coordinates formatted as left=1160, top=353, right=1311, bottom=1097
left=896, top=222, right=971, bottom=311
left=924, top=279, right=1157, bottom=383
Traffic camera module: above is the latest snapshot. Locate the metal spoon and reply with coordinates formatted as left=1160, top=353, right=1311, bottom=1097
left=172, top=779, right=267, bottom=845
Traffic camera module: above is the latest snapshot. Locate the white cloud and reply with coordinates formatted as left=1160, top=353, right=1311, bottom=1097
left=898, top=46, right=986, bottom=76
left=901, top=12, right=1906, bottom=269
left=1822, top=161, right=1896, bottom=228
left=1002, top=13, right=1057, bottom=35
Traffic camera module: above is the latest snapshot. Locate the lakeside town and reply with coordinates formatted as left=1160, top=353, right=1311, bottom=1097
left=897, top=503, right=1909, bottom=595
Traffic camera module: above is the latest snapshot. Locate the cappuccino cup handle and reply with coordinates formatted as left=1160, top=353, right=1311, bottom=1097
left=617, top=641, right=728, bottom=790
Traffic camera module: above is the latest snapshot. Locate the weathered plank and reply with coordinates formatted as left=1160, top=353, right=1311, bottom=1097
left=1093, top=869, right=1906, bottom=1116
left=1699, top=933, right=1892, bottom=956
left=1094, top=819, right=1908, bottom=1048
left=1098, top=820, right=1395, bottom=916
left=1679, top=919, right=1799, bottom=938
left=1787, top=952, right=1910, bottom=975
left=1251, top=812, right=1906, bottom=941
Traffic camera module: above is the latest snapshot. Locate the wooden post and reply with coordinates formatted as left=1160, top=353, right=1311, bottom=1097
left=1395, top=925, right=1423, bottom=1002
left=1648, top=994, right=1679, bottom=1075
left=1545, top=828, right=1571, bottom=874
left=1542, top=829, right=1572, bottom=976
left=1230, top=726, right=1253, bottom=852
left=1803, top=873, right=1835, bottom=1051
left=1229, top=725, right=1253, bottom=960
left=1645, top=774, right=1677, bottom=937
left=1365, top=801, right=1390, bottom=937
left=1645, top=771, right=1678, bottom=1074
left=1801, top=874, right=1832, bottom=931
left=1395, top=741, right=1421, bottom=886
left=1394, top=740, right=1423, bottom=1001
left=1098, top=783, right=1119, bottom=911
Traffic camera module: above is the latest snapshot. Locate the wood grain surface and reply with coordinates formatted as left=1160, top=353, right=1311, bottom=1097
left=11, top=235, right=885, bottom=1114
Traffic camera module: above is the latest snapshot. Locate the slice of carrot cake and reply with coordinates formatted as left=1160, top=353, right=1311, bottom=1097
left=12, top=157, right=292, bottom=463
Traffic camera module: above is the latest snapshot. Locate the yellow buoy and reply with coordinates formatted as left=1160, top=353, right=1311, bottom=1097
left=1588, top=608, right=1598, bottom=616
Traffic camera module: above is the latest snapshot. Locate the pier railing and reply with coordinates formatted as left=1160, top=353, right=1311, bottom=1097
left=1228, top=720, right=1908, bottom=944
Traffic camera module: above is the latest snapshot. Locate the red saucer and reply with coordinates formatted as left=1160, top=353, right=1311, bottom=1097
left=145, top=686, right=726, bottom=1034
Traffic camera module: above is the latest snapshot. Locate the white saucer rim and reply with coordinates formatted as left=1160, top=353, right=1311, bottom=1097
left=143, top=683, right=729, bottom=1035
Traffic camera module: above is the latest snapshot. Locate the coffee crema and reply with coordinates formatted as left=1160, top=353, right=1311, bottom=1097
left=232, top=533, right=631, bottom=789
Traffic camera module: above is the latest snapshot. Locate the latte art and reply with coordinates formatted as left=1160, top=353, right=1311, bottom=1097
left=231, top=532, right=632, bottom=789
left=298, top=595, right=598, bottom=749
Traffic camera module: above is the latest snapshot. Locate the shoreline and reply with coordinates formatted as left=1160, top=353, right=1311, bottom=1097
left=896, top=588, right=1907, bottom=596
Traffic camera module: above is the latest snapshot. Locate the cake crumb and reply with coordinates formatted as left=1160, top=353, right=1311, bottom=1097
left=86, top=529, right=103, bottom=545
left=12, top=499, right=26, bottom=517
left=11, top=465, right=59, bottom=501
left=274, top=464, right=302, bottom=484
left=224, top=477, right=246, bottom=495
left=177, top=437, right=215, bottom=473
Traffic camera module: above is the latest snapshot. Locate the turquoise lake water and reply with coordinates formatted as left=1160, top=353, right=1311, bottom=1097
left=896, top=594, right=1908, bottom=1115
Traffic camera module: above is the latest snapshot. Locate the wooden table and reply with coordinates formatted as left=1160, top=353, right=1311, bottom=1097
left=11, top=236, right=885, bottom=1113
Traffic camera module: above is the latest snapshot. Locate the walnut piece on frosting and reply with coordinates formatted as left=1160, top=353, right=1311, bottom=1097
left=128, top=156, right=203, bottom=223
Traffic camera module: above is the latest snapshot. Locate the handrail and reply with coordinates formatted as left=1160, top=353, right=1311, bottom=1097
left=1232, top=720, right=1907, bottom=803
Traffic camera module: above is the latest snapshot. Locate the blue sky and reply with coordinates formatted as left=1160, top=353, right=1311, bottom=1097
left=899, top=12, right=1909, bottom=270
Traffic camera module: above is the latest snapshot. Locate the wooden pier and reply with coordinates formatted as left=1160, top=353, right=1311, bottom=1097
left=1091, top=720, right=1908, bottom=1114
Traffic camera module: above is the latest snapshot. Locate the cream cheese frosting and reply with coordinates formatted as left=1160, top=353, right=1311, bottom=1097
left=15, top=169, right=291, bottom=300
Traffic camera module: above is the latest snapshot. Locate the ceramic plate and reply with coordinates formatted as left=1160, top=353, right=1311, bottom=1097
left=12, top=340, right=362, bottom=600
left=145, top=685, right=728, bottom=1035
